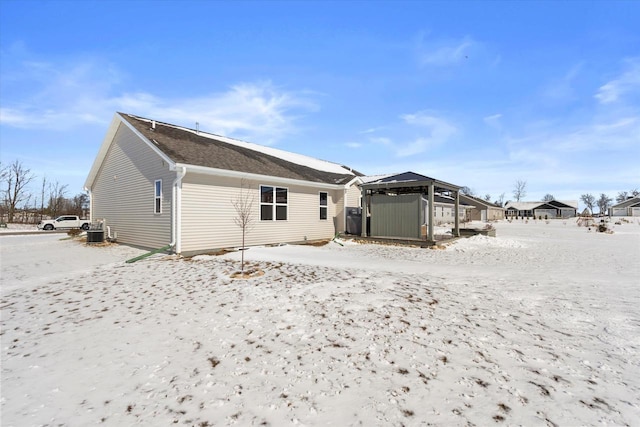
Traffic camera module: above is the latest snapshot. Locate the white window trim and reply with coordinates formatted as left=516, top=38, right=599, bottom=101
left=260, top=185, right=288, bottom=221
left=154, top=179, right=162, bottom=214
left=319, top=191, right=328, bottom=220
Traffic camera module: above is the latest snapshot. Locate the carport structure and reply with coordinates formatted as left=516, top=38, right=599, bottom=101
left=360, top=172, right=462, bottom=244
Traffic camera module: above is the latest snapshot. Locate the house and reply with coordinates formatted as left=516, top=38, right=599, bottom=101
left=609, top=197, right=640, bottom=217
left=459, top=194, right=505, bottom=222
left=504, top=200, right=577, bottom=219
left=359, top=172, right=464, bottom=242
left=84, top=113, right=363, bottom=255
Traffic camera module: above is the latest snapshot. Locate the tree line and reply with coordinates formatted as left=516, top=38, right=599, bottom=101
left=580, top=189, right=639, bottom=215
left=0, top=160, right=88, bottom=224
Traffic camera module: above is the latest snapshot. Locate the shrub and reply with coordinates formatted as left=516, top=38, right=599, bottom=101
left=67, top=228, right=82, bottom=237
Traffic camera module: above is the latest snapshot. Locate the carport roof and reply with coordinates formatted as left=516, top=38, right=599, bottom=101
left=360, top=171, right=461, bottom=193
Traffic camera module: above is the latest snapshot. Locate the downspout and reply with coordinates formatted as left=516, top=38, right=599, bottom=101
left=343, top=186, right=348, bottom=235
left=85, top=188, right=92, bottom=222
left=171, top=166, right=187, bottom=254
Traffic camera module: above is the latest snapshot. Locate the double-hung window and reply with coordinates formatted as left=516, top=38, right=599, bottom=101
left=260, top=185, right=288, bottom=220
left=154, top=179, right=162, bottom=214
left=319, top=192, right=328, bottom=220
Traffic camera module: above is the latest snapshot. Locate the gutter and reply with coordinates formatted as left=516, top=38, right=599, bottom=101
left=170, top=166, right=187, bottom=254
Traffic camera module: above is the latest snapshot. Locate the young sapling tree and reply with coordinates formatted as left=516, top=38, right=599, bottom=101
left=232, top=179, right=255, bottom=275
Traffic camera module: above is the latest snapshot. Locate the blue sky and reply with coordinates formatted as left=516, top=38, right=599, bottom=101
left=1, top=0, right=639, bottom=205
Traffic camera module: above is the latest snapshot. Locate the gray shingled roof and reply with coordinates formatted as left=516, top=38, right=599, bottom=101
left=120, top=113, right=360, bottom=185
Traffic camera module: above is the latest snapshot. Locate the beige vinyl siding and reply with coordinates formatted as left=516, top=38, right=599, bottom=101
left=180, top=173, right=342, bottom=253
left=91, top=123, right=174, bottom=249
left=345, top=184, right=362, bottom=209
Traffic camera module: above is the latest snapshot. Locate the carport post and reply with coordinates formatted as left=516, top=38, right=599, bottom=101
left=361, top=187, right=368, bottom=237
left=454, top=190, right=460, bottom=237
left=428, top=183, right=435, bottom=242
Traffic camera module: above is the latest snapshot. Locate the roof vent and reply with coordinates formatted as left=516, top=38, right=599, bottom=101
left=196, top=122, right=199, bottom=134
left=151, top=120, right=156, bottom=131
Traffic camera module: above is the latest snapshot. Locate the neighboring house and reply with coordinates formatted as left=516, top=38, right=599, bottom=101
left=609, top=197, right=640, bottom=217
left=459, top=194, right=505, bottom=222
left=504, top=200, right=578, bottom=219
left=422, top=193, right=474, bottom=226
left=85, top=113, right=362, bottom=255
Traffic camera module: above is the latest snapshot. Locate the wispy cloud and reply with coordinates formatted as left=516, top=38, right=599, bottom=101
left=0, top=56, right=316, bottom=144
left=359, top=127, right=386, bottom=134
left=483, top=113, right=502, bottom=130
left=370, top=136, right=393, bottom=146
left=540, top=62, right=584, bottom=104
left=595, top=58, right=640, bottom=104
left=396, top=111, right=457, bottom=157
left=121, top=82, right=317, bottom=144
left=0, top=57, right=123, bottom=129
left=417, top=33, right=476, bottom=66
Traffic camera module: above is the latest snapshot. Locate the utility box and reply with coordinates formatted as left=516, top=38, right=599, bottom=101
left=345, top=206, right=362, bottom=235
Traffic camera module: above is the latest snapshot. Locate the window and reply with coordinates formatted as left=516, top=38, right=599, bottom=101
left=319, top=192, right=328, bottom=220
left=154, top=179, right=162, bottom=214
left=260, top=185, right=287, bottom=220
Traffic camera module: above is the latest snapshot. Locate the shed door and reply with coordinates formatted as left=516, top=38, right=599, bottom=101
left=481, top=210, right=487, bottom=222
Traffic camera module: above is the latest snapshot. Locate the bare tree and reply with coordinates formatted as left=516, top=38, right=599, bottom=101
left=48, top=181, right=68, bottom=218
left=1, top=160, right=35, bottom=223
left=542, top=194, right=554, bottom=202
left=580, top=193, right=595, bottom=213
left=616, top=191, right=628, bottom=203
left=597, top=193, right=612, bottom=216
left=494, top=192, right=505, bottom=207
left=631, top=188, right=640, bottom=197
left=231, top=180, right=255, bottom=274
left=513, top=179, right=527, bottom=202
left=40, top=176, right=47, bottom=221
left=484, top=193, right=491, bottom=202
left=69, top=193, right=89, bottom=218
left=460, top=186, right=475, bottom=196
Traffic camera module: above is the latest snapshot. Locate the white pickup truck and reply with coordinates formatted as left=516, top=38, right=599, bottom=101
left=37, top=215, right=90, bottom=231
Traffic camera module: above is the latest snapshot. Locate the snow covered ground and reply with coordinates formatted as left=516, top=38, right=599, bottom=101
left=1, top=219, right=639, bottom=426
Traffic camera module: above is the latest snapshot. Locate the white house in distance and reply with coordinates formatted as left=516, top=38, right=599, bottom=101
left=504, top=200, right=578, bottom=219
left=84, top=113, right=362, bottom=255
left=609, top=197, right=640, bottom=217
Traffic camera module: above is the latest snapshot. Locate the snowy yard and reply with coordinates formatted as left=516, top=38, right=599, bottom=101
left=1, top=220, right=639, bottom=426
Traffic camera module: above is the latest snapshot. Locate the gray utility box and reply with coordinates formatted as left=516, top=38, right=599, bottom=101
left=346, top=207, right=362, bottom=235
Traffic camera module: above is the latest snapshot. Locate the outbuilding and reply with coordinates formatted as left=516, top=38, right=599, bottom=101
left=359, top=172, right=463, bottom=244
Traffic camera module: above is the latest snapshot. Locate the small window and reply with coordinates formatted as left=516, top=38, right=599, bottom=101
left=260, top=185, right=287, bottom=221
left=319, top=192, right=328, bottom=220
left=154, top=179, right=162, bottom=214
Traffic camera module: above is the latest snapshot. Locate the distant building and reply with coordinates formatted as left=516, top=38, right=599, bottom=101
left=459, top=194, right=505, bottom=222
left=504, top=200, right=577, bottom=219
left=609, top=197, right=640, bottom=217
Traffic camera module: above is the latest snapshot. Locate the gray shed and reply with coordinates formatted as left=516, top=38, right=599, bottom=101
left=360, top=172, right=462, bottom=243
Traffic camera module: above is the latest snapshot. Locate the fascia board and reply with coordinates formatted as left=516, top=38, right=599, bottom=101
left=84, top=113, right=177, bottom=190
left=117, top=114, right=176, bottom=168
left=345, top=176, right=363, bottom=188
left=84, top=114, right=121, bottom=190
